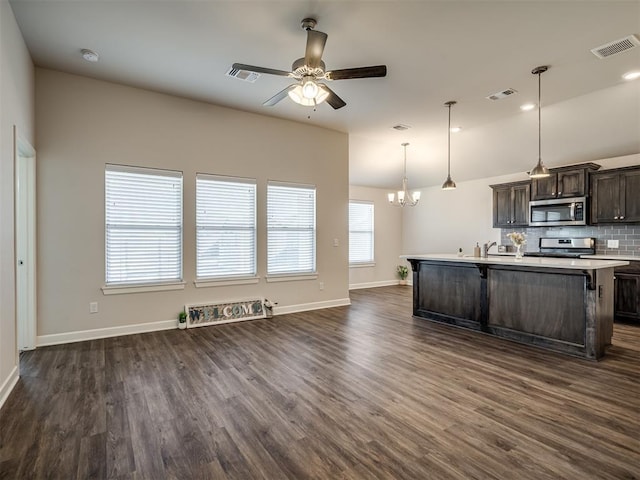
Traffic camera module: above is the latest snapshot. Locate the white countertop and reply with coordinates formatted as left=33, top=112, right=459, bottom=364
left=401, top=253, right=629, bottom=270
left=580, top=254, right=639, bottom=262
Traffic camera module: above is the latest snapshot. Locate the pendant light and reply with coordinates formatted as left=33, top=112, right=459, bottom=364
left=529, top=65, right=551, bottom=178
left=387, top=143, right=421, bottom=207
left=441, top=100, right=457, bottom=190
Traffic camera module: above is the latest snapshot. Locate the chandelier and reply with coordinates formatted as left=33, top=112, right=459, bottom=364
left=387, top=143, right=421, bottom=207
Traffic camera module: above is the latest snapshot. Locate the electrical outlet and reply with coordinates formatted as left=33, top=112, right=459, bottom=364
left=319, top=281, right=325, bottom=290
left=607, top=239, right=619, bottom=249
left=89, top=302, right=98, bottom=313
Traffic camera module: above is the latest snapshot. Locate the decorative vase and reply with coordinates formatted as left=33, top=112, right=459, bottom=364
left=399, top=279, right=407, bottom=286
left=178, top=321, right=187, bottom=330
left=515, top=244, right=523, bottom=260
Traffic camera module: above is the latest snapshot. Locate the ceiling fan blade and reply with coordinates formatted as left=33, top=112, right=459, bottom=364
left=232, top=63, right=292, bottom=77
left=326, top=65, right=387, bottom=80
left=319, top=84, right=346, bottom=110
left=305, top=30, right=328, bottom=69
left=263, top=85, right=297, bottom=107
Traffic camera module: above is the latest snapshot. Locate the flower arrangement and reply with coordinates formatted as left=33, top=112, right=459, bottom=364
left=507, top=232, right=527, bottom=247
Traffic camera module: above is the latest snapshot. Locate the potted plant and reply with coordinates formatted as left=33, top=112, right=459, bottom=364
left=397, top=264, right=409, bottom=285
left=178, top=309, right=187, bottom=330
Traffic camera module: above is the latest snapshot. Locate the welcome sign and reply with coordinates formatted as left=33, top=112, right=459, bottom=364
left=186, top=299, right=266, bottom=328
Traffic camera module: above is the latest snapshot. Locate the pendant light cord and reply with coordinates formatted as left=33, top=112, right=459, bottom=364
left=538, top=70, right=542, bottom=162
left=447, top=103, right=452, bottom=177
left=402, top=142, right=408, bottom=178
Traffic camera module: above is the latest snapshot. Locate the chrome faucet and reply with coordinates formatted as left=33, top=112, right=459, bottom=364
left=482, top=241, right=497, bottom=258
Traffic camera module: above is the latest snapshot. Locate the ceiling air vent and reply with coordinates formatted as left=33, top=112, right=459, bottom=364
left=391, top=124, right=411, bottom=131
left=486, top=88, right=518, bottom=101
left=226, top=66, right=260, bottom=83
left=591, top=35, right=640, bottom=59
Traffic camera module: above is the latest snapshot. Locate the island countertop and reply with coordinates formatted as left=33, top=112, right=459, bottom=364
left=400, top=253, right=629, bottom=270
left=404, top=254, right=623, bottom=359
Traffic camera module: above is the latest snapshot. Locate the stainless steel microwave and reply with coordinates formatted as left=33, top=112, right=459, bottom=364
left=529, top=197, right=587, bottom=226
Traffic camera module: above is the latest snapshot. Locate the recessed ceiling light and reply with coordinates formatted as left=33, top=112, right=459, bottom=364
left=450, top=126, right=461, bottom=133
left=81, top=48, right=99, bottom=63
left=622, top=71, right=640, bottom=81
left=520, top=103, right=536, bottom=111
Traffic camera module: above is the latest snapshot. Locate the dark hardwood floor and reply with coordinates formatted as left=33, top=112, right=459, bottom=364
left=1, top=286, right=639, bottom=479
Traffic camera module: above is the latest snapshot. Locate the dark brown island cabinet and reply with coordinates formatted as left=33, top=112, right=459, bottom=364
left=591, top=165, right=640, bottom=224
left=615, top=260, right=640, bottom=323
left=404, top=255, right=629, bottom=360
left=490, top=180, right=530, bottom=228
left=530, top=163, right=601, bottom=201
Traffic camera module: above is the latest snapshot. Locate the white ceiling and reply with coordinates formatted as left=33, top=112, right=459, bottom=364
left=10, top=0, right=640, bottom=188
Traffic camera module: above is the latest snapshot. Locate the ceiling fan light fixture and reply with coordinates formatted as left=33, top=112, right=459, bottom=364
left=301, top=77, right=319, bottom=98
left=528, top=66, right=551, bottom=179
left=288, top=82, right=329, bottom=106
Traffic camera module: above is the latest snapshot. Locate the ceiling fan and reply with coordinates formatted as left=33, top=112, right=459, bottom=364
left=232, top=18, right=387, bottom=110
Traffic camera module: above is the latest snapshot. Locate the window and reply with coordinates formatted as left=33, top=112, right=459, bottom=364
left=196, top=174, right=256, bottom=280
left=267, top=182, right=316, bottom=276
left=105, top=165, right=182, bottom=286
left=349, top=201, right=374, bottom=265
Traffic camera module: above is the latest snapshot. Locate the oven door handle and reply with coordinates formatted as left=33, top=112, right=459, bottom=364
left=570, top=202, right=575, bottom=220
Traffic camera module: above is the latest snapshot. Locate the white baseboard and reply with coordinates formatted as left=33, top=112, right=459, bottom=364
left=0, top=366, right=19, bottom=412
left=35, top=297, right=354, bottom=346
left=37, top=320, right=177, bottom=347
left=274, top=297, right=351, bottom=316
left=349, top=280, right=403, bottom=290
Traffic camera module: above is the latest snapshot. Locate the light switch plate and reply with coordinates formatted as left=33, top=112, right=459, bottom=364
left=607, top=239, right=619, bottom=249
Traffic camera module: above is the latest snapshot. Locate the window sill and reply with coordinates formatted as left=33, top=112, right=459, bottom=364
left=266, top=273, right=318, bottom=283
left=349, top=262, right=376, bottom=268
left=194, top=276, right=260, bottom=288
left=102, top=282, right=186, bottom=295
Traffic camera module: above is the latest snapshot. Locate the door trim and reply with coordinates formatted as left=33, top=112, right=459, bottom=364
left=14, top=126, right=36, bottom=351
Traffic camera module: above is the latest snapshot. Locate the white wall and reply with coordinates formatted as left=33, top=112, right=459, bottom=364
left=35, top=68, right=349, bottom=341
left=402, top=153, right=640, bottom=256
left=348, top=185, right=403, bottom=289
left=0, top=1, right=35, bottom=408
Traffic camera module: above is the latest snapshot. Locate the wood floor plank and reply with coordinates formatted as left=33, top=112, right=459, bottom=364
left=0, top=286, right=638, bottom=479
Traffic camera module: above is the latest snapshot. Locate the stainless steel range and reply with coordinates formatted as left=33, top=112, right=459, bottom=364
left=524, top=237, right=596, bottom=258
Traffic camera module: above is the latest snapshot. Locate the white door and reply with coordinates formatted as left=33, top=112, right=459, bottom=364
left=14, top=127, right=36, bottom=351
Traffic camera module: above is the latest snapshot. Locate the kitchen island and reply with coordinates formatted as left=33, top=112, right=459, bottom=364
left=402, top=254, right=629, bottom=360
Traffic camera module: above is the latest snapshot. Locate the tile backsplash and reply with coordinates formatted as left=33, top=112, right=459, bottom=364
left=500, top=225, right=640, bottom=257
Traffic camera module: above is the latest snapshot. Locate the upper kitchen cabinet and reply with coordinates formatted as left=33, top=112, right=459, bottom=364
left=530, top=163, right=601, bottom=201
left=591, top=165, right=640, bottom=224
left=490, top=181, right=530, bottom=228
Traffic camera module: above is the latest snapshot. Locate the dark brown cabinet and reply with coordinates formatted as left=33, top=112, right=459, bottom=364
left=490, top=181, right=530, bottom=228
left=531, top=163, right=600, bottom=201
left=591, top=166, right=640, bottom=224
left=614, top=261, right=640, bottom=323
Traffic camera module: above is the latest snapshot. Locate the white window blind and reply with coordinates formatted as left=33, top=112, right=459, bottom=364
left=105, top=165, right=182, bottom=286
left=267, top=182, right=316, bottom=275
left=349, top=201, right=374, bottom=264
left=196, top=175, right=256, bottom=279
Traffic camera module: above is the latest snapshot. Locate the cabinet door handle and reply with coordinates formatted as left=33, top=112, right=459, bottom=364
left=552, top=191, right=556, bottom=196
left=620, top=215, right=625, bottom=220
left=558, top=191, right=562, bottom=195
left=614, top=216, right=619, bottom=219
